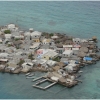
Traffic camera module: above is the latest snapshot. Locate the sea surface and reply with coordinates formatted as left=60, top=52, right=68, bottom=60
left=0, top=1, right=100, bottom=99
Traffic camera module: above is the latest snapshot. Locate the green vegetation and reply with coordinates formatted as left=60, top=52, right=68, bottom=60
left=15, top=38, right=20, bottom=41
left=18, top=59, right=25, bottom=67
left=52, top=57, right=60, bottom=62
left=28, top=54, right=34, bottom=60
left=4, top=30, right=11, bottom=34
left=49, top=33, right=54, bottom=37
left=55, top=41, right=60, bottom=44
left=8, top=44, right=12, bottom=47
left=5, top=41, right=9, bottom=44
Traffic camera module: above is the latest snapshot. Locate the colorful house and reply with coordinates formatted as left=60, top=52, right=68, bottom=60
left=31, top=31, right=42, bottom=42
left=42, top=38, right=52, bottom=45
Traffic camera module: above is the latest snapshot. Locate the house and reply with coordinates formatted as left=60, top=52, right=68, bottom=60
left=81, top=39, right=88, bottom=43
left=32, top=59, right=47, bottom=66
left=64, top=63, right=77, bottom=73
left=31, top=31, right=42, bottom=42
left=72, top=48, right=79, bottom=55
left=46, top=60, right=57, bottom=67
left=11, top=31, right=24, bottom=40
left=42, top=50, right=58, bottom=60
left=0, top=59, right=8, bottom=65
left=42, top=38, right=52, bottom=45
left=0, top=26, right=8, bottom=32
left=36, top=49, right=49, bottom=55
left=63, top=45, right=73, bottom=50
left=7, top=24, right=18, bottom=31
left=24, top=59, right=32, bottom=63
left=73, top=38, right=81, bottom=45
left=0, top=45, right=7, bottom=52
left=0, top=39, right=2, bottom=43
left=5, top=34, right=11, bottom=39
left=29, top=43, right=40, bottom=50
left=0, top=31, right=5, bottom=40
left=51, top=35, right=59, bottom=40
left=7, top=61, right=18, bottom=71
left=62, top=50, right=73, bottom=57
left=0, top=53, right=9, bottom=59
left=56, top=44, right=64, bottom=54
left=41, top=44, right=50, bottom=49
left=29, top=28, right=34, bottom=33
left=36, top=49, right=54, bottom=59
left=22, top=62, right=34, bottom=71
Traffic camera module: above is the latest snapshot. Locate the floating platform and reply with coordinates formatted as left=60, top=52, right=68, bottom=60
left=32, top=78, right=57, bottom=90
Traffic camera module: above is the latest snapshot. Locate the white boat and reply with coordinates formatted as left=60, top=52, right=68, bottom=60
left=25, top=72, right=31, bottom=76
left=26, top=76, right=35, bottom=79
left=28, top=73, right=34, bottom=77
left=78, top=71, right=83, bottom=73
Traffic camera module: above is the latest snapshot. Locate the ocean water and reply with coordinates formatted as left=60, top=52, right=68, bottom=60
left=0, top=1, right=100, bottom=99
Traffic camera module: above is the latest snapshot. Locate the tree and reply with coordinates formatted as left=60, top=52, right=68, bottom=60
left=49, top=33, right=54, bottom=37
left=52, top=57, right=60, bottom=62
left=15, top=38, right=20, bottom=41
left=28, top=54, right=34, bottom=60
left=4, top=30, right=11, bottom=34
left=18, top=59, right=25, bottom=67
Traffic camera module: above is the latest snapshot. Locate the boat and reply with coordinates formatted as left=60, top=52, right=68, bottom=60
left=26, top=76, right=35, bottom=79
left=78, top=71, right=83, bottom=73
left=28, top=73, right=34, bottom=77
left=25, top=72, right=31, bottom=76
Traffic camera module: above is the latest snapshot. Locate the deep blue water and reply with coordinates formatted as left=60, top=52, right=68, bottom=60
left=0, top=1, right=100, bottom=99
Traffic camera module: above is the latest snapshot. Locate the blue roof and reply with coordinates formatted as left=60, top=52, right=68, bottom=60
left=84, top=57, right=92, bottom=61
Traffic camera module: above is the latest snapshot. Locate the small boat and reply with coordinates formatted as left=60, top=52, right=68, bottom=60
left=25, top=72, right=31, bottom=76
left=26, top=76, right=35, bottom=79
left=28, top=73, right=34, bottom=77
left=78, top=71, right=83, bottom=73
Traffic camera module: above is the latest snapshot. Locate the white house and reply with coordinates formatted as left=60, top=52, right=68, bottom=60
left=63, top=45, right=73, bottom=50
left=72, top=48, right=79, bottom=55
left=73, top=38, right=81, bottom=44
left=31, top=31, right=42, bottom=42
left=42, top=50, right=58, bottom=60
left=7, top=24, right=18, bottom=31
left=5, top=34, right=11, bottom=39
left=22, top=62, right=33, bottom=71
left=0, top=53, right=9, bottom=59
left=29, top=43, right=40, bottom=50
left=51, top=35, right=59, bottom=39
left=64, top=63, right=76, bottom=73
left=42, top=38, right=52, bottom=45
left=62, top=50, right=73, bottom=57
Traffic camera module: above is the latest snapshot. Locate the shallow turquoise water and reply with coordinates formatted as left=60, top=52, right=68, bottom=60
left=0, top=1, right=100, bottom=99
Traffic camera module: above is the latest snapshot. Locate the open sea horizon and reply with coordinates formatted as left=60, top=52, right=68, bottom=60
left=0, top=1, right=100, bottom=99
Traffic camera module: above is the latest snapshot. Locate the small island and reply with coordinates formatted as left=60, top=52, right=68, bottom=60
left=0, top=23, right=100, bottom=89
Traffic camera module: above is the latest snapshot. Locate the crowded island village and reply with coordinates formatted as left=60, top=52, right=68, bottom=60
left=0, top=23, right=100, bottom=90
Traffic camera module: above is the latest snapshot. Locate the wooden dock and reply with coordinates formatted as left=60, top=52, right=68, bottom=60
left=32, top=78, right=57, bottom=90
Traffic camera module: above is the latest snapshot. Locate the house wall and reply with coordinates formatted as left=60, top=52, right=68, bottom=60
left=42, top=55, right=49, bottom=60
left=37, top=49, right=43, bottom=55
left=33, top=39, right=40, bottom=42
left=73, top=38, right=81, bottom=45
left=56, top=48, right=64, bottom=54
